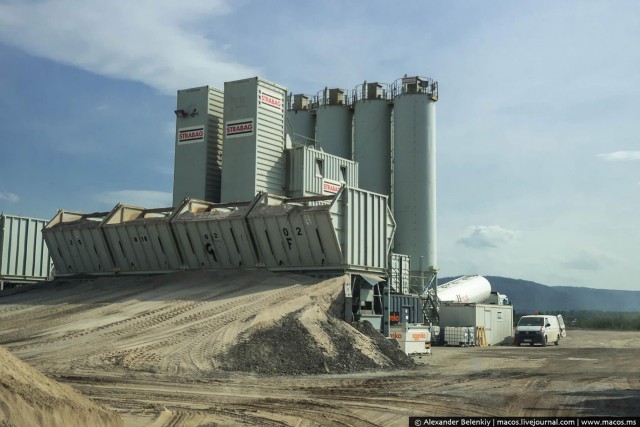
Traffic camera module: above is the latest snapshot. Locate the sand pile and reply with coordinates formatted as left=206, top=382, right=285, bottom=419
left=0, top=270, right=414, bottom=378
left=0, top=346, right=122, bottom=427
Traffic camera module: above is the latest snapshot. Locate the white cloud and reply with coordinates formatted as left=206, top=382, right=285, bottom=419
left=457, top=225, right=518, bottom=249
left=598, top=151, right=640, bottom=161
left=0, top=0, right=257, bottom=94
left=94, top=190, right=172, bottom=208
left=0, top=191, right=20, bottom=203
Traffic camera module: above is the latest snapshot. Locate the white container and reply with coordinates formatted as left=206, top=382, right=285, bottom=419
left=1, top=214, right=52, bottom=287
left=440, top=303, right=514, bottom=346
left=389, top=324, right=431, bottom=354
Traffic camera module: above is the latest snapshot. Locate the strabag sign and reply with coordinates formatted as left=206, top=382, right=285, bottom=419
left=226, top=118, right=254, bottom=139
left=259, top=89, right=283, bottom=110
left=177, top=126, right=205, bottom=145
left=322, top=179, right=342, bottom=195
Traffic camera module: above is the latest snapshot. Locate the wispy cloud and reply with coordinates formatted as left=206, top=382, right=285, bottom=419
left=0, top=191, right=20, bottom=203
left=561, top=249, right=616, bottom=271
left=457, top=225, right=518, bottom=249
left=94, top=190, right=172, bottom=207
left=598, top=151, right=640, bottom=161
left=0, top=0, right=257, bottom=94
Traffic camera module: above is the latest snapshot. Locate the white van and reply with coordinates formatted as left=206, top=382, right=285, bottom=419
left=514, top=315, right=562, bottom=346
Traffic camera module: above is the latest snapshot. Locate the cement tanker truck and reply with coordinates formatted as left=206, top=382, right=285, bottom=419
left=433, top=275, right=492, bottom=304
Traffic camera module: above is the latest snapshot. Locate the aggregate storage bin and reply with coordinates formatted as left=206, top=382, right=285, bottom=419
left=246, top=186, right=395, bottom=273
left=1, top=214, right=52, bottom=287
left=170, top=197, right=262, bottom=269
left=43, top=210, right=115, bottom=276
left=101, top=205, right=182, bottom=273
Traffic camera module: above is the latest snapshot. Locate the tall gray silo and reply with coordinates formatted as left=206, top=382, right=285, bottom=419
left=286, top=94, right=316, bottom=147
left=220, top=77, right=287, bottom=203
left=315, top=88, right=353, bottom=159
left=353, top=82, right=391, bottom=196
left=172, top=86, right=224, bottom=206
left=391, top=76, right=439, bottom=293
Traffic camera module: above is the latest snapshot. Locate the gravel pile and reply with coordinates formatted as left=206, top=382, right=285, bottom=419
left=221, top=308, right=415, bottom=376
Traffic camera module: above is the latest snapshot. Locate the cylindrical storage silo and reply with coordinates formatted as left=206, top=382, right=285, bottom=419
left=286, top=94, right=316, bottom=147
left=286, top=111, right=315, bottom=146
left=392, top=77, right=438, bottom=293
left=315, top=88, right=353, bottom=159
left=353, top=82, right=391, bottom=195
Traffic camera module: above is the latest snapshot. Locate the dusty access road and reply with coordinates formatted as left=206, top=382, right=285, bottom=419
left=65, top=329, right=640, bottom=425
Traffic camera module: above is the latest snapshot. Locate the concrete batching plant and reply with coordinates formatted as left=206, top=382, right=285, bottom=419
left=41, top=72, right=512, bottom=342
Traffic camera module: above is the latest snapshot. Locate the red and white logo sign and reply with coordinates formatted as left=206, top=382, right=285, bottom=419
left=259, top=91, right=282, bottom=109
left=225, top=119, right=254, bottom=138
left=322, top=179, right=342, bottom=195
left=177, top=126, right=205, bottom=145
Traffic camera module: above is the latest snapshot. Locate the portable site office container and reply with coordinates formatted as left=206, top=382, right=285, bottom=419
left=439, top=302, right=513, bottom=346
left=1, top=214, right=51, bottom=288
left=101, top=205, right=182, bottom=273
left=42, top=210, right=114, bottom=276
left=286, top=145, right=358, bottom=198
left=170, top=197, right=262, bottom=269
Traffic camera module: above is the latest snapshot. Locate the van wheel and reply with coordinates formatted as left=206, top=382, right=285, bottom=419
left=529, top=342, right=533, bottom=346
left=555, top=335, right=560, bottom=346
left=542, top=336, right=547, bottom=347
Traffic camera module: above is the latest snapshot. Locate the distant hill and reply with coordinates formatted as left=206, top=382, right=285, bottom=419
left=439, top=276, right=640, bottom=313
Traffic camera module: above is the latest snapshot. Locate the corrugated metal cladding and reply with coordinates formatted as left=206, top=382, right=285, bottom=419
left=1, top=215, right=51, bottom=283
left=353, top=97, right=391, bottom=196
left=43, top=211, right=114, bottom=276
left=439, top=303, right=514, bottom=346
left=171, top=198, right=260, bottom=269
left=247, top=187, right=394, bottom=273
left=389, top=253, right=410, bottom=294
left=247, top=201, right=343, bottom=269
left=339, top=188, right=395, bottom=271
left=173, top=86, right=224, bottom=206
left=389, top=294, right=424, bottom=324
left=101, top=205, right=182, bottom=273
left=286, top=145, right=358, bottom=197
left=221, top=77, right=287, bottom=203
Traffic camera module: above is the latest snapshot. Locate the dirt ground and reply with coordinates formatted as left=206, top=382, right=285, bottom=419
left=1, top=272, right=639, bottom=426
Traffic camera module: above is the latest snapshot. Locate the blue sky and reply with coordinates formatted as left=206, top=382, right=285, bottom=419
left=1, top=1, right=639, bottom=290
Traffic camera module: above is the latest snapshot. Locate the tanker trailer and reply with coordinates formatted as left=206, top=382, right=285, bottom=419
left=434, top=275, right=492, bottom=304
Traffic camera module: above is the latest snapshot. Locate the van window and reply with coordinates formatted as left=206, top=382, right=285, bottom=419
left=518, top=317, right=543, bottom=326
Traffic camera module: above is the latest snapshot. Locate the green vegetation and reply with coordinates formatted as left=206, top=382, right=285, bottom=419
left=514, top=310, right=640, bottom=331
